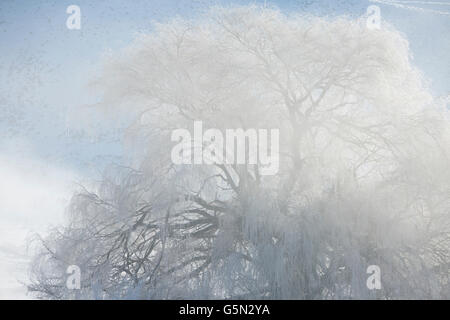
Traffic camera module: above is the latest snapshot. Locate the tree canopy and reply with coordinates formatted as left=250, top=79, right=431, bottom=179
left=29, top=5, right=450, bottom=299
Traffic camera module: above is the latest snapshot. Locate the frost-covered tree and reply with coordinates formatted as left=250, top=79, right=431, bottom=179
left=29, top=5, right=450, bottom=299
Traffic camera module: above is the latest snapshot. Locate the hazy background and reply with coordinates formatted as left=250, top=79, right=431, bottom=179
left=0, top=0, right=449, bottom=299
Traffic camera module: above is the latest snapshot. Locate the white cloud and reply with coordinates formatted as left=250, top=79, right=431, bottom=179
left=0, top=152, right=80, bottom=299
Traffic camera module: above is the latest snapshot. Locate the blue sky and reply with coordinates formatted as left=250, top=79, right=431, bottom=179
left=0, top=0, right=449, bottom=176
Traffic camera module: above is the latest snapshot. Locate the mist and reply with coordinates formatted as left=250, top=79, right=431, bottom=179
left=24, top=5, right=450, bottom=299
